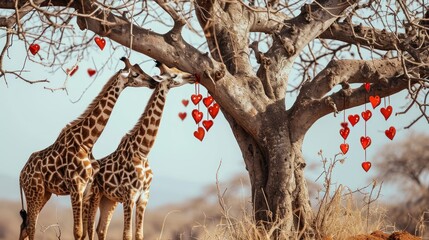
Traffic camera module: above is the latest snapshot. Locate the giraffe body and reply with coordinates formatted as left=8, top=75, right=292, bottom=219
left=85, top=63, right=195, bottom=240
left=18, top=58, right=156, bottom=240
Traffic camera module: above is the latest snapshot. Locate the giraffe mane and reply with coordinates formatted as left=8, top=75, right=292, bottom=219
left=119, top=83, right=163, bottom=144
left=61, top=71, right=121, bottom=132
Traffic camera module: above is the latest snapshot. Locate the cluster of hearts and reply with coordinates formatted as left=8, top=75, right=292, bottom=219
left=28, top=37, right=106, bottom=77
left=339, top=83, right=396, bottom=172
left=178, top=80, right=220, bottom=141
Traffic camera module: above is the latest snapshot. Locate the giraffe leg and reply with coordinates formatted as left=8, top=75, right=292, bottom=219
left=135, top=191, right=149, bottom=240
left=21, top=190, right=51, bottom=240
left=123, top=199, right=135, bottom=240
left=70, top=189, right=85, bottom=240
left=83, top=186, right=101, bottom=240
left=96, top=197, right=117, bottom=240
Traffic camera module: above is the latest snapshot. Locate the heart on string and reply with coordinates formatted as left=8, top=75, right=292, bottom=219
left=193, top=127, right=205, bottom=141
left=385, top=126, right=396, bottom=140
left=192, top=109, right=203, bottom=124
left=87, top=69, right=96, bottom=77
left=191, top=94, right=202, bottom=105
left=178, top=112, right=187, bottom=121
left=348, top=114, right=360, bottom=127
left=94, top=37, right=106, bottom=50
left=364, top=83, right=371, bottom=93
left=361, top=110, right=372, bottom=121
left=203, top=96, right=214, bottom=108
left=182, top=99, right=189, bottom=107
left=208, top=103, right=220, bottom=119
left=362, top=161, right=372, bottom=172
left=202, top=120, right=214, bottom=131
left=339, top=127, right=350, bottom=140
left=340, top=143, right=349, bottom=154
left=380, top=106, right=393, bottom=120
left=340, top=122, right=348, bottom=129
left=29, top=44, right=40, bottom=55
left=369, top=95, right=381, bottom=109
left=67, top=66, right=79, bottom=76
left=360, top=136, right=372, bottom=150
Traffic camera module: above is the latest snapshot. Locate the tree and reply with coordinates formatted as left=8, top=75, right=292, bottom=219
left=376, top=133, right=429, bottom=237
left=1, top=0, right=428, bottom=237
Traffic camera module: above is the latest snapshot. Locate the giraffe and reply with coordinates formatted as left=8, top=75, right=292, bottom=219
left=84, top=62, right=195, bottom=240
left=18, top=57, right=158, bottom=240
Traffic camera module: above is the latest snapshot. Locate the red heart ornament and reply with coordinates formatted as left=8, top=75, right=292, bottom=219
left=191, top=94, right=202, bottom=105
left=360, top=136, right=372, bottom=150
left=202, top=120, right=214, bottom=131
left=192, top=109, right=203, bottom=124
left=385, top=126, right=396, bottom=140
left=193, top=127, right=205, bottom=141
left=339, top=127, right=350, bottom=140
left=208, top=103, right=220, bottom=119
left=348, top=114, right=360, bottom=127
left=203, top=96, right=214, bottom=107
left=29, top=44, right=40, bottom=55
left=364, top=83, right=371, bottom=93
left=340, top=143, right=349, bottom=154
left=67, top=65, right=79, bottom=76
left=182, top=99, right=189, bottom=107
left=87, top=68, right=96, bottom=77
left=369, top=95, right=381, bottom=109
left=94, top=37, right=106, bottom=50
left=362, top=161, right=372, bottom=172
left=380, top=106, right=393, bottom=120
left=178, top=112, right=187, bottom=121
left=340, top=122, right=348, bottom=129
left=361, top=110, right=372, bottom=121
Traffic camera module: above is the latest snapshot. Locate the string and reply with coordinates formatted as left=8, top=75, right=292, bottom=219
left=364, top=88, right=367, bottom=162
left=343, top=94, right=346, bottom=145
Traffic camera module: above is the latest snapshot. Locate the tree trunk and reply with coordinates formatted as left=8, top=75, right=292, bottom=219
left=224, top=105, right=314, bottom=239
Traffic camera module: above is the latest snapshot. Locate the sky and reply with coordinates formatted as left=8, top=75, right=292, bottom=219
left=1, top=24, right=428, bottom=213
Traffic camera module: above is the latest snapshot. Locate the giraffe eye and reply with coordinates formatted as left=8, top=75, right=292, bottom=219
left=171, top=74, right=178, bottom=78
left=131, top=72, right=139, bottom=78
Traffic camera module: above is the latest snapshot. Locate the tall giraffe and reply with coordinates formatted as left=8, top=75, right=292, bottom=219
left=84, top=62, right=195, bottom=240
left=18, top=58, right=158, bottom=240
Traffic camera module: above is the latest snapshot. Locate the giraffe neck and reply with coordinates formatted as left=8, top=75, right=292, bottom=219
left=66, top=73, right=125, bottom=148
left=124, top=82, right=169, bottom=156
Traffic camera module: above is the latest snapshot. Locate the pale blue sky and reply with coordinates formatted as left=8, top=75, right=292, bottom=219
left=1, top=29, right=428, bottom=211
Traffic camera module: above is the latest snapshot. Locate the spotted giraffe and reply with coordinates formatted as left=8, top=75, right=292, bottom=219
left=84, top=62, right=195, bottom=240
left=18, top=58, right=157, bottom=240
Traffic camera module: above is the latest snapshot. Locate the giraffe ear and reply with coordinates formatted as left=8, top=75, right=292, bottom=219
left=120, top=57, right=132, bottom=70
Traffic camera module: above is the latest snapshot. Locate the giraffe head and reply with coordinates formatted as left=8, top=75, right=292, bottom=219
left=119, top=57, right=158, bottom=89
left=152, top=61, right=196, bottom=88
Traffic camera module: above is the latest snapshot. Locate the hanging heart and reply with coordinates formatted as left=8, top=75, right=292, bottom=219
left=369, top=95, right=381, bottom=109
left=203, top=96, right=214, bottom=108
left=361, top=161, right=372, bottom=172
left=380, top=106, right=393, bottom=120
left=340, top=122, right=348, bottom=129
left=182, top=99, right=189, bottom=107
left=348, top=114, right=360, bottom=127
left=202, top=120, right=214, bottom=131
left=340, top=143, right=349, bottom=154
left=361, top=110, right=372, bottom=121
left=191, top=109, right=203, bottom=124
left=178, top=112, right=187, bottom=121
left=87, top=69, right=96, bottom=77
left=191, top=94, right=202, bottom=105
left=94, top=37, right=106, bottom=50
left=360, top=136, right=372, bottom=150
left=339, top=127, right=350, bottom=140
left=208, top=103, right=220, bottom=119
left=29, top=44, right=40, bottom=55
left=363, top=83, right=371, bottom=93
left=385, top=126, right=396, bottom=140
left=193, top=127, right=205, bottom=141
left=67, top=66, right=79, bottom=76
